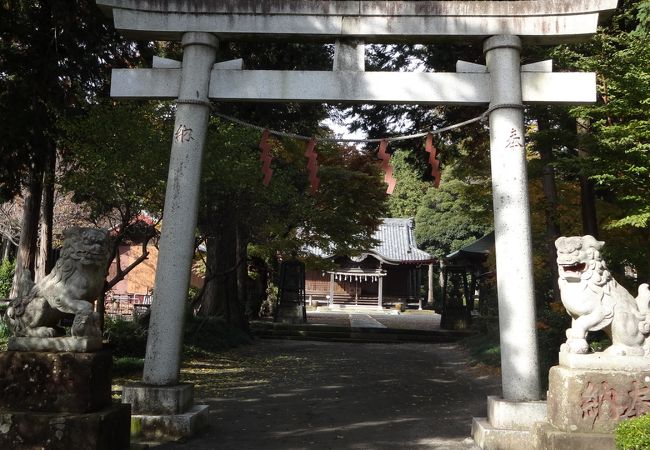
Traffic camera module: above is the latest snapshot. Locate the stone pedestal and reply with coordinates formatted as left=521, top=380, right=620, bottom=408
left=0, top=349, right=130, bottom=450
left=531, top=352, right=650, bottom=449
left=471, top=396, right=547, bottom=449
left=122, top=383, right=209, bottom=441
left=275, top=304, right=306, bottom=324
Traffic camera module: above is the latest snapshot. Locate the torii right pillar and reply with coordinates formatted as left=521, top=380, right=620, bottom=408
left=471, top=35, right=548, bottom=449
left=486, top=35, right=540, bottom=402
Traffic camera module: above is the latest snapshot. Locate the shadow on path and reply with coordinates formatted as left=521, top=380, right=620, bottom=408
left=159, top=339, right=501, bottom=449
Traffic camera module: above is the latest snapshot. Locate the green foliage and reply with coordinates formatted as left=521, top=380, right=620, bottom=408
left=200, top=121, right=386, bottom=257
left=537, top=304, right=571, bottom=387
left=0, top=259, right=15, bottom=299
left=551, top=0, right=650, bottom=280
left=105, top=314, right=252, bottom=374
left=196, top=117, right=386, bottom=320
left=0, top=0, right=141, bottom=200
left=414, top=179, right=492, bottom=258
left=60, top=101, right=171, bottom=223
left=386, top=150, right=431, bottom=218
left=103, top=317, right=148, bottom=358
left=462, top=316, right=501, bottom=367
left=113, top=357, right=145, bottom=377
left=0, top=298, right=9, bottom=346
left=0, top=265, right=10, bottom=350
left=615, top=413, right=650, bottom=450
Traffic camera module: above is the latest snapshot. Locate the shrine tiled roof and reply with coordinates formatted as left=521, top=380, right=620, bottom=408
left=307, top=218, right=434, bottom=265
left=370, top=218, right=434, bottom=264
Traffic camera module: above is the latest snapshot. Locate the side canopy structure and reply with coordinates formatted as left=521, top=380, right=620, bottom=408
left=98, top=0, right=618, bottom=409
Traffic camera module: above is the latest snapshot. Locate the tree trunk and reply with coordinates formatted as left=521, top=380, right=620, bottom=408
left=537, top=115, right=561, bottom=302
left=197, top=235, right=221, bottom=317
left=1, top=237, right=11, bottom=262
left=576, top=118, right=599, bottom=238
left=246, top=256, right=268, bottom=319
left=236, top=223, right=250, bottom=321
left=10, top=167, right=43, bottom=298
left=36, top=145, right=56, bottom=281
left=197, top=219, right=247, bottom=329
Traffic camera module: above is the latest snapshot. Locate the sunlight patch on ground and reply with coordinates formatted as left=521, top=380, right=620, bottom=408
left=271, top=417, right=421, bottom=438
left=424, top=378, right=457, bottom=384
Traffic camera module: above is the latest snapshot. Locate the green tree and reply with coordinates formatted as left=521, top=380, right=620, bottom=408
left=414, top=179, right=492, bottom=259
left=385, top=150, right=431, bottom=218
left=552, top=0, right=650, bottom=281
left=195, top=120, right=386, bottom=326
left=0, top=0, right=142, bottom=295
left=59, top=101, right=171, bottom=301
left=0, top=259, right=15, bottom=299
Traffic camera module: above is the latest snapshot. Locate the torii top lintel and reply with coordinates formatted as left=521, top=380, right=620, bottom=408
left=97, top=0, right=617, bottom=44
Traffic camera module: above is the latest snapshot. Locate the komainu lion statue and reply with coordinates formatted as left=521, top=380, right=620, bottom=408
left=556, top=235, right=650, bottom=356
left=5, top=227, right=111, bottom=338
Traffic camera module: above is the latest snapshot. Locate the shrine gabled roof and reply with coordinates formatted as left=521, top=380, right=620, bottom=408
left=369, top=218, right=434, bottom=264
left=308, top=218, right=435, bottom=265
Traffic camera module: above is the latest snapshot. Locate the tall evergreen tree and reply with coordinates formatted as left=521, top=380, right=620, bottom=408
left=0, top=0, right=143, bottom=293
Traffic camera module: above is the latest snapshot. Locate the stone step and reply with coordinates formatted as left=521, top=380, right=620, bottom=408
left=251, top=322, right=471, bottom=344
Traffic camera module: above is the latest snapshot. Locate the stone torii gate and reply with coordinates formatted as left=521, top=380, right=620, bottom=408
left=98, top=0, right=617, bottom=443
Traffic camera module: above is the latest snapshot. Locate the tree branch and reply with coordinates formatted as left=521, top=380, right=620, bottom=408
left=105, top=234, right=152, bottom=291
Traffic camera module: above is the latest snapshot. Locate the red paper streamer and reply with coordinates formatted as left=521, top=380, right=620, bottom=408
left=425, top=133, right=441, bottom=188
left=259, top=129, right=273, bottom=186
left=378, top=139, right=396, bottom=194
left=304, top=138, right=320, bottom=194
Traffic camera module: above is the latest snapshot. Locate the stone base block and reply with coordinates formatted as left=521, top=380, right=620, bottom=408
left=0, top=403, right=131, bottom=450
left=8, top=336, right=103, bottom=352
left=0, top=350, right=112, bottom=413
left=130, top=404, right=209, bottom=441
left=122, top=383, right=193, bottom=415
left=559, top=351, right=650, bottom=371
left=487, top=395, right=547, bottom=430
left=275, top=305, right=306, bottom=324
left=548, top=364, right=650, bottom=433
left=472, top=397, right=548, bottom=449
left=532, top=421, right=615, bottom=450
left=471, top=417, right=532, bottom=450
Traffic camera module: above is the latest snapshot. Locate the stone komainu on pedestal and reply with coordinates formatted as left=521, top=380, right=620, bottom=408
left=0, top=227, right=130, bottom=449
left=555, top=235, right=650, bottom=356
left=5, top=227, right=111, bottom=338
left=526, top=236, right=650, bottom=449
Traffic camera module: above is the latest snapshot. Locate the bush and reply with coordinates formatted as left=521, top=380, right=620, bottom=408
left=462, top=315, right=501, bottom=367
left=0, top=318, right=9, bottom=351
left=105, top=312, right=252, bottom=361
left=0, top=259, right=15, bottom=299
left=537, top=303, right=571, bottom=388
left=615, top=413, right=650, bottom=449
left=184, top=315, right=252, bottom=356
left=113, top=356, right=145, bottom=377
left=103, top=317, right=148, bottom=358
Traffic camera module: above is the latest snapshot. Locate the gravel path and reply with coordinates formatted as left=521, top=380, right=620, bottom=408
left=159, top=339, right=501, bottom=450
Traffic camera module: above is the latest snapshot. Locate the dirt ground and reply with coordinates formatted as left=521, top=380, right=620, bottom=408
left=157, top=338, right=501, bottom=450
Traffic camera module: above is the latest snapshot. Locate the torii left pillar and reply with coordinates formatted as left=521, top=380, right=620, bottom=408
left=121, top=32, right=217, bottom=441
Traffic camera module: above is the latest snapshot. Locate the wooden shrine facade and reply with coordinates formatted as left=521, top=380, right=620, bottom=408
left=305, top=218, right=436, bottom=309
